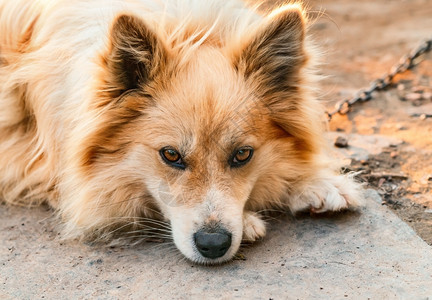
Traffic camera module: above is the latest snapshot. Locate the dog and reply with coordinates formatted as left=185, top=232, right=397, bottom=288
left=0, top=0, right=362, bottom=264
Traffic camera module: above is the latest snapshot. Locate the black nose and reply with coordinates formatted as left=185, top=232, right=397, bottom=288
left=193, top=230, right=232, bottom=259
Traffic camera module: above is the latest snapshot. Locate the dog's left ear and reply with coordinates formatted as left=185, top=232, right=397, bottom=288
left=103, top=14, right=167, bottom=97
left=235, top=7, right=321, bottom=155
left=235, top=6, right=307, bottom=97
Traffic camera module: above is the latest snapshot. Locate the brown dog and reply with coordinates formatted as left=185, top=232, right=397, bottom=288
left=0, top=0, right=362, bottom=264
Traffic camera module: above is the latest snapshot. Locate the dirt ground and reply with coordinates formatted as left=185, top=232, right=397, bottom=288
left=296, top=0, right=432, bottom=244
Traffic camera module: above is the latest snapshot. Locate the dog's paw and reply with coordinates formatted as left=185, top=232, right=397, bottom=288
left=242, top=211, right=266, bottom=242
left=290, top=172, right=364, bottom=214
left=309, top=172, right=363, bottom=213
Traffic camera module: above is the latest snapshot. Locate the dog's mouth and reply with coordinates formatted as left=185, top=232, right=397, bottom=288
left=151, top=185, right=246, bottom=264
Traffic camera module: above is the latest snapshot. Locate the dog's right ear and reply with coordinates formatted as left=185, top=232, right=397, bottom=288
left=103, top=14, right=167, bottom=98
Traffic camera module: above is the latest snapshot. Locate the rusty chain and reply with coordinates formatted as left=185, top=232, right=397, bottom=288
left=326, top=38, right=432, bottom=121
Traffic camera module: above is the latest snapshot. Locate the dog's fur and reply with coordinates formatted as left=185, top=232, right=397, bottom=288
left=0, top=0, right=362, bottom=264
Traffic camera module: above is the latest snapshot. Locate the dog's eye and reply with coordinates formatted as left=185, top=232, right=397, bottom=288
left=160, top=147, right=185, bottom=170
left=230, top=147, right=254, bottom=168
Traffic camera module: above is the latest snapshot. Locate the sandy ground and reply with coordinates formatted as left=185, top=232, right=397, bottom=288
left=296, top=0, right=432, bottom=244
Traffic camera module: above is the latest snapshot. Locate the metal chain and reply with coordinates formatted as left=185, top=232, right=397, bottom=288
left=326, top=38, right=432, bottom=121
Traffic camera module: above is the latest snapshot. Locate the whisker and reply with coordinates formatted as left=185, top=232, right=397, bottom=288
left=111, top=218, right=170, bottom=229
left=147, top=243, right=177, bottom=252
left=124, top=235, right=172, bottom=241
left=178, top=255, right=189, bottom=264
left=93, top=219, right=172, bottom=242
left=139, top=206, right=165, bottom=217
left=95, top=222, right=138, bottom=241
left=97, top=216, right=171, bottom=229
left=125, top=231, right=172, bottom=238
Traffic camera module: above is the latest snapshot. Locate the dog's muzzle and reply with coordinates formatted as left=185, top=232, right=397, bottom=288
left=193, top=229, right=232, bottom=259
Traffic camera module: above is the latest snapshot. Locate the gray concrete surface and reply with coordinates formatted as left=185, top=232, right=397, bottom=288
left=1, top=189, right=432, bottom=299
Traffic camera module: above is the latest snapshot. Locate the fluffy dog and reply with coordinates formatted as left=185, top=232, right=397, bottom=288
left=0, top=0, right=362, bottom=264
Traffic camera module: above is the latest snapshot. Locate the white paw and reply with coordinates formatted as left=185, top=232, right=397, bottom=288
left=310, top=183, right=350, bottom=213
left=242, top=212, right=266, bottom=242
left=310, top=173, right=363, bottom=213
left=290, top=172, right=364, bottom=214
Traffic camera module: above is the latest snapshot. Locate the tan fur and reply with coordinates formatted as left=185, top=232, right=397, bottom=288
left=0, top=0, right=363, bottom=264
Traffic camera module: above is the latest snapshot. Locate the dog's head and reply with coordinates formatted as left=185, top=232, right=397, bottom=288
left=72, top=4, right=322, bottom=264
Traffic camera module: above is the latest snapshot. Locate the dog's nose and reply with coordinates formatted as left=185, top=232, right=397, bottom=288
left=193, top=230, right=232, bottom=259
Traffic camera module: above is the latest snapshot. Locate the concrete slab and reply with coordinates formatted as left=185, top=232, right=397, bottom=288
left=1, top=189, right=432, bottom=299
